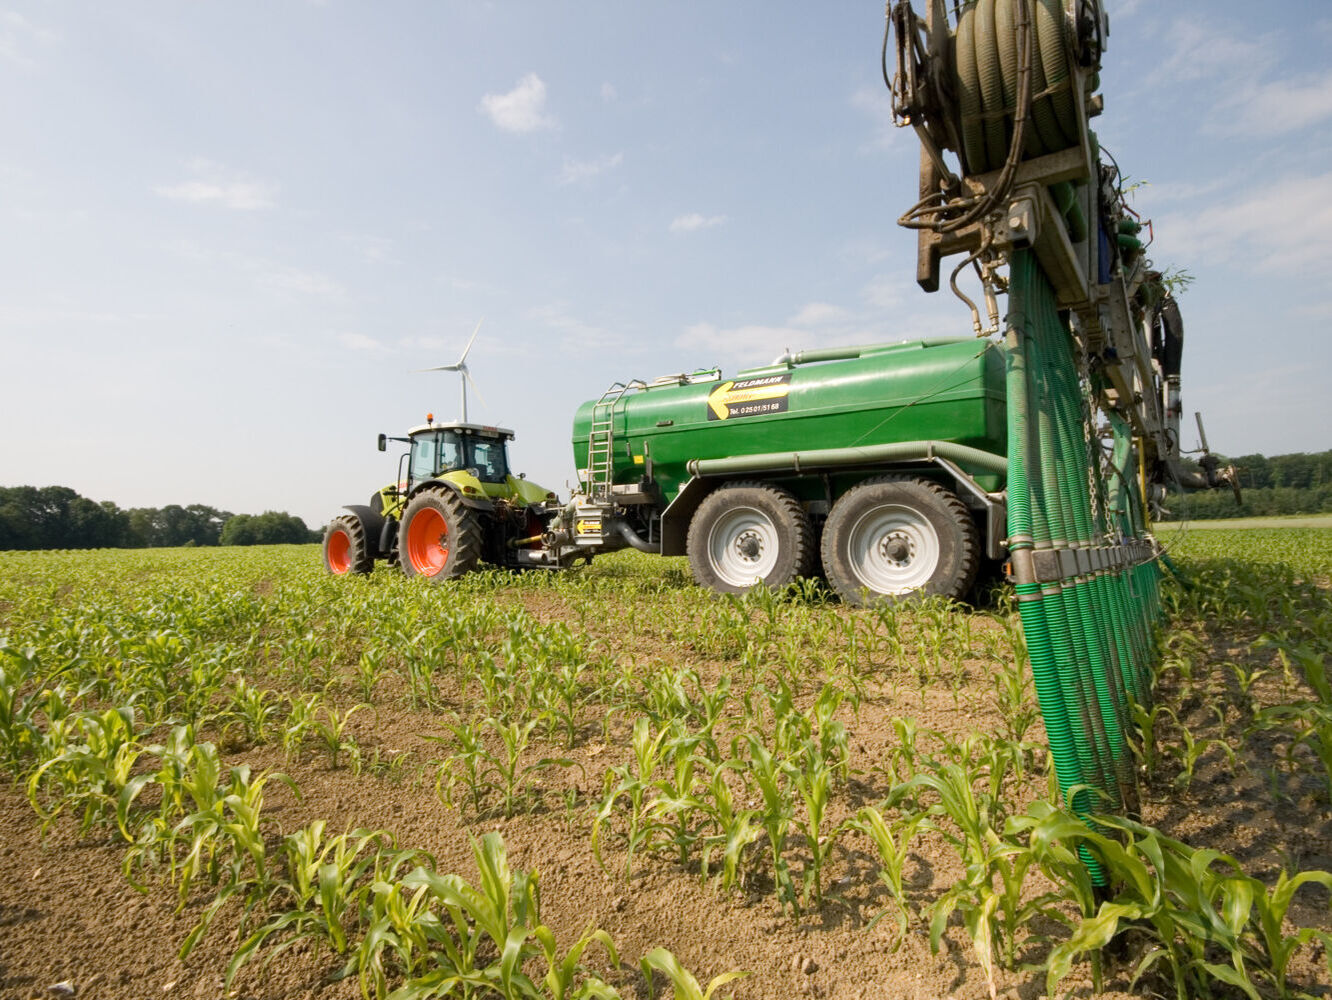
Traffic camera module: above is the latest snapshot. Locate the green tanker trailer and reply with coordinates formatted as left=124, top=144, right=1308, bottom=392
left=541, top=336, right=1014, bottom=604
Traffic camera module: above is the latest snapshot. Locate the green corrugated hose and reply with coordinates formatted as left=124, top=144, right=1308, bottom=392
left=1008, top=250, right=1166, bottom=877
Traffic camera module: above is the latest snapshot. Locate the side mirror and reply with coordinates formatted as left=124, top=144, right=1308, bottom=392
left=377, top=433, right=387, bottom=452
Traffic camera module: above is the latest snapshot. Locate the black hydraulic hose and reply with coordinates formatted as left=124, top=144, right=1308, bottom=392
left=605, top=518, right=661, bottom=554
left=897, top=0, right=1033, bottom=233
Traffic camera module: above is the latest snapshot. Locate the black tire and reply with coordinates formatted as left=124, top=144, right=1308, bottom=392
left=686, top=481, right=814, bottom=595
left=398, top=487, right=481, bottom=582
left=821, top=476, right=978, bottom=606
left=323, top=514, right=375, bottom=576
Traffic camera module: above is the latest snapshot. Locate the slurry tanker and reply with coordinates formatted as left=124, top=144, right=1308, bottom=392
left=326, top=0, right=1235, bottom=612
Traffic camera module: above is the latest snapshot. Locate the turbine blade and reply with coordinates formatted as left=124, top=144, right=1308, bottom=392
left=458, top=318, right=483, bottom=365
left=416, top=364, right=462, bottom=372
left=464, top=368, right=487, bottom=408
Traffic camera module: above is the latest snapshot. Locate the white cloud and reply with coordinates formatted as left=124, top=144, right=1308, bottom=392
left=479, top=73, right=556, bottom=133
left=257, top=265, right=343, bottom=298
left=345, top=235, right=394, bottom=263
left=788, top=302, right=847, bottom=327
left=1152, top=20, right=1275, bottom=84
left=0, top=11, right=57, bottom=67
left=600, top=82, right=617, bottom=103
left=851, top=85, right=902, bottom=151
left=861, top=275, right=906, bottom=309
left=1208, top=70, right=1332, bottom=137
left=1187, top=365, right=1330, bottom=456
left=560, top=151, right=624, bottom=185
left=156, top=159, right=276, bottom=210
left=1153, top=172, right=1332, bottom=274
left=676, top=322, right=797, bottom=365
left=669, top=212, right=728, bottom=233
left=527, top=303, right=617, bottom=350
left=339, top=332, right=385, bottom=352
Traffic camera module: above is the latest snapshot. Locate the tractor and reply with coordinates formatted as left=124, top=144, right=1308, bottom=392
left=322, top=415, right=562, bottom=581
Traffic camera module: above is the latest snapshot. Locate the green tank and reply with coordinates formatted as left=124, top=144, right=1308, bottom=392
left=556, top=338, right=1014, bottom=604
left=571, top=337, right=1007, bottom=503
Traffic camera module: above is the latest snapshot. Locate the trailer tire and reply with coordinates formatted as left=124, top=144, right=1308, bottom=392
left=399, top=487, right=481, bottom=582
left=821, top=476, right=978, bottom=605
left=687, top=481, right=814, bottom=595
left=323, top=514, right=375, bottom=576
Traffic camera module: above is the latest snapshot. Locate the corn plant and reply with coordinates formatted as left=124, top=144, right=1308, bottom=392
left=644, top=732, right=707, bottom=868
left=697, top=762, right=762, bottom=893
left=535, top=657, right=591, bottom=748
left=1249, top=868, right=1332, bottom=999
left=0, top=642, right=41, bottom=770
left=593, top=717, right=671, bottom=876
left=640, top=947, right=747, bottom=1000
left=485, top=715, right=579, bottom=819
left=1165, top=720, right=1236, bottom=790
left=220, top=675, right=281, bottom=745
left=847, top=805, right=923, bottom=939
left=743, top=734, right=798, bottom=914
left=26, top=704, right=147, bottom=838
left=354, top=647, right=389, bottom=703
left=792, top=741, right=838, bottom=908
left=304, top=701, right=371, bottom=770
left=175, top=764, right=300, bottom=960
left=809, top=683, right=851, bottom=780
left=992, top=656, right=1039, bottom=746
left=432, top=716, right=489, bottom=815
left=225, top=823, right=401, bottom=988
left=390, top=832, right=543, bottom=996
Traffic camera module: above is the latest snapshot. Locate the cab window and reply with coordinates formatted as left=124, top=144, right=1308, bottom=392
left=468, top=438, right=509, bottom=483
left=408, top=436, right=436, bottom=488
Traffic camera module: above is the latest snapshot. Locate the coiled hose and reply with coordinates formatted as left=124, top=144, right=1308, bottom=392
left=954, top=0, right=1079, bottom=174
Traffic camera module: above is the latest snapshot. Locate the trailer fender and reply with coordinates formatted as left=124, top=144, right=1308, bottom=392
left=661, top=477, right=717, bottom=556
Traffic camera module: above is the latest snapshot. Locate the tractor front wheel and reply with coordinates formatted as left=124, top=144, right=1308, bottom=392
left=398, top=488, right=481, bottom=582
left=323, top=514, right=375, bottom=576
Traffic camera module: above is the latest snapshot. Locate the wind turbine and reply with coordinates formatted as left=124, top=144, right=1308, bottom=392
left=418, top=320, right=487, bottom=423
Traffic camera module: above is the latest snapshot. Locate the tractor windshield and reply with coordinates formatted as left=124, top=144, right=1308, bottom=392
left=408, top=431, right=463, bottom=487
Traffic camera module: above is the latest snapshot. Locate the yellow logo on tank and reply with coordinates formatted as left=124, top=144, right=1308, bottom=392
left=706, top=375, right=792, bottom=420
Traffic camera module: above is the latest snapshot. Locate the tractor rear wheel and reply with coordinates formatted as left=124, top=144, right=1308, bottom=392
left=687, top=481, right=814, bottom=595
left=821, top=476, right=978, bottom=605
left=398, top=487, right=481, bottom=582
left=323, top=514, right=374, bottom=576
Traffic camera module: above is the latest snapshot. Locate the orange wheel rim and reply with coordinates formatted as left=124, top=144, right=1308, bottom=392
left=327, top=529, right=352, bottom=574
left=407, top=507, right=449, bottom=575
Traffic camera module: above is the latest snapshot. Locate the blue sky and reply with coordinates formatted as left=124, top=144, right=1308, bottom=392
left=2, top=2, right=1329, bottom=528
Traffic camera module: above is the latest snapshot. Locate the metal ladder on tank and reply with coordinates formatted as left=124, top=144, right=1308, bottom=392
left=585, top=380, right=645, bottom=503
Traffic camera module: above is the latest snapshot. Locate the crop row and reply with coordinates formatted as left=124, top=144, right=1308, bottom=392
left=2, top=540, right=1332, bottom=998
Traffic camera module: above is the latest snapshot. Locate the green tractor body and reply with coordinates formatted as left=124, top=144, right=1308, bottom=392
left=322, top=420, right=562, bottom=582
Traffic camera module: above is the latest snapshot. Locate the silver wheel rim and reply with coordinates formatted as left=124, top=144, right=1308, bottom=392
left=845, top=503, right=940, bottom=594
left=706, top=504, right=779, bottom=588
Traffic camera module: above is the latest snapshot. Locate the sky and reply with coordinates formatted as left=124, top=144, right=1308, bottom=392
left=1, top=1, right=1329, bottom=530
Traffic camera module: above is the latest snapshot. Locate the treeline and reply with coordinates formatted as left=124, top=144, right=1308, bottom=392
left=1161, top=450, right=1332, bottom=521
left=1227, top=450, right=1332, bottom=490
left=1167, top=485, right=1332, bottom=521
left=0, top=486, right=318, bottom=551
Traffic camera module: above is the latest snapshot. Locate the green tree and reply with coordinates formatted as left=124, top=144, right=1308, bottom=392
left=220, top=511, right=314, bottom=545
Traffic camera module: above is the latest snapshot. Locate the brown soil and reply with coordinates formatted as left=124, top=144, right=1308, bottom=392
left=2, top=567, right=1330, bottom=1000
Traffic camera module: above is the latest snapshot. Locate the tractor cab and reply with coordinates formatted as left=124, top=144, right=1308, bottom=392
left=402, top=421, right=515, bottom=489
